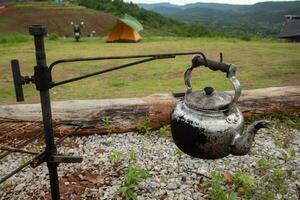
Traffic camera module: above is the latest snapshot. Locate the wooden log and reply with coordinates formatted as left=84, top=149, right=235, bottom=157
left=235, top=86, right=300, bottom=118
left=0, top=86, right=299, bottom=136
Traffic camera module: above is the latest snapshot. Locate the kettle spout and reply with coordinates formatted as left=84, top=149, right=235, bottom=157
left=230, top=120, right=270, bottom=156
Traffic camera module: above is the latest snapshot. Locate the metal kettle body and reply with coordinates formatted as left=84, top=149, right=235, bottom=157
left=171, top=55, right=268, bottom=159
left=171, top=100, right=244, bottom=159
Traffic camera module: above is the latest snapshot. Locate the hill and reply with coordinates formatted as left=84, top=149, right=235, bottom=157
left=139, top=2, right=244, bottom=11
left=138, top=3, right=181, bottom=10
left=139, top=1, right=300, bottom=37
left=0, top=2, right=116, bottom=36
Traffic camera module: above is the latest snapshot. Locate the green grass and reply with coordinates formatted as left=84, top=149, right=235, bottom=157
left=0, top=36, right=299, bottom=104
left=15, top=2, right=86, bottom=9
left=0, top=19, right=12, bottom=28
left=0, top=34, right=32, bottom=44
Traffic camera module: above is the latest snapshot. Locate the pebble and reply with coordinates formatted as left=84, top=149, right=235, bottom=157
left=167, top=182, right=178, bottom=190
left=14, top=183, right=25, bottom=192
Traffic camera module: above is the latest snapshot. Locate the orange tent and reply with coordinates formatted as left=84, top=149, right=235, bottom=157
left=107, top=14, right=143, bottom=43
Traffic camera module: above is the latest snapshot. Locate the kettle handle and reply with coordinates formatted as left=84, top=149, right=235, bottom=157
left=184, top=56, right=241, bottom=104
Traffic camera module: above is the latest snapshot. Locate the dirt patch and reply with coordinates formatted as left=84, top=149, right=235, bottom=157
left=0, top=3, right=14, bottom=14
left=167, top=70, right=183, bottom=79
left=59, top=171, right=105, bottom=200
left=42, top=169, right=122, bottom=200
left=0, top=4, right=116, bottom=36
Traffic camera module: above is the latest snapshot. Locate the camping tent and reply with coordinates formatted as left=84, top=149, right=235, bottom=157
left=278, top=15, right=300, bottom=42
left=107, top=14, right=143, bottom=43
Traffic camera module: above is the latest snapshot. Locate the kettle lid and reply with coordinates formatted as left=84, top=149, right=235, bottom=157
left=184, top=87, right=232, bottom=111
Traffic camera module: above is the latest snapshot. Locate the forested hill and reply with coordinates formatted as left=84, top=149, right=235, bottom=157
left=75, top=0, right=212, bottom=37
left=139, top=1, right=300, bottom=37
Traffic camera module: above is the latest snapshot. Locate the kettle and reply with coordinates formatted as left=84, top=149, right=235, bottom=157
left=171, top=55, right=269, bottom=159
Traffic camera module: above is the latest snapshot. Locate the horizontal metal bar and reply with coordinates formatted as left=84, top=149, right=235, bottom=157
left=49, top=52, right=208, bottom=88
left=50, top=155, right=83, bottom=163
left=48, top=52, right=203, bottom=72
left=172, top=92, right=185, bottom=98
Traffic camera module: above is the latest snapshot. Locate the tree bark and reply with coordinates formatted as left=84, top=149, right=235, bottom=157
left=0, top=86, right=299, bottom=137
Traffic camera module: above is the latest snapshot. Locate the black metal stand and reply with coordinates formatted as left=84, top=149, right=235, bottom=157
left=29, top=25, right=60, bottom=200
left=10, top=25, right=82, bottom=200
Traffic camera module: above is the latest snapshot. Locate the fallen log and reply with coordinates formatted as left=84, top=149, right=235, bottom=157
left=0, top=86, right=299, bottom=137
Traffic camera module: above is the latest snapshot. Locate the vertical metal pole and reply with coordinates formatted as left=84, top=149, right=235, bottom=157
left=29, top=25, right=60, bottom=200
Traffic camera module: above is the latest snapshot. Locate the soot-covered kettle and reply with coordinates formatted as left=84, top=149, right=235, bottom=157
left=171, top=55, right=269, bottom=159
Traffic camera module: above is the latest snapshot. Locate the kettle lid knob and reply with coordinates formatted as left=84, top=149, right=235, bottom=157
left=204, top=87, right=214, bottom=96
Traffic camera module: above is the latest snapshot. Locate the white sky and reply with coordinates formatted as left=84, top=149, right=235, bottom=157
left=124, top=0, right=296, bottom=5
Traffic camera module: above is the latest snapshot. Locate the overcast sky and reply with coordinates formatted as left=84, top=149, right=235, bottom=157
left=124, top=0, right=296, bottom=5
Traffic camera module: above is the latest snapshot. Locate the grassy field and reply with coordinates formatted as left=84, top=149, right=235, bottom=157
left=0, top=36, right=299, bottom=104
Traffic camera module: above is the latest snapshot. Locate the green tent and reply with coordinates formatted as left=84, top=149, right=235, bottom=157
left=107, top=14, right=143, bottom=42
left=119, top=14, right=143, bottom=32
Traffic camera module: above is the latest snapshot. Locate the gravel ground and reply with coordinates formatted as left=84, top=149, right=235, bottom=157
left=0, top=124, right=299, bottom=200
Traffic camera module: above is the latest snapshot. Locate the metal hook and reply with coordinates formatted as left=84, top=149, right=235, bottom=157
left=219, top=52, right=223, bottom=63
